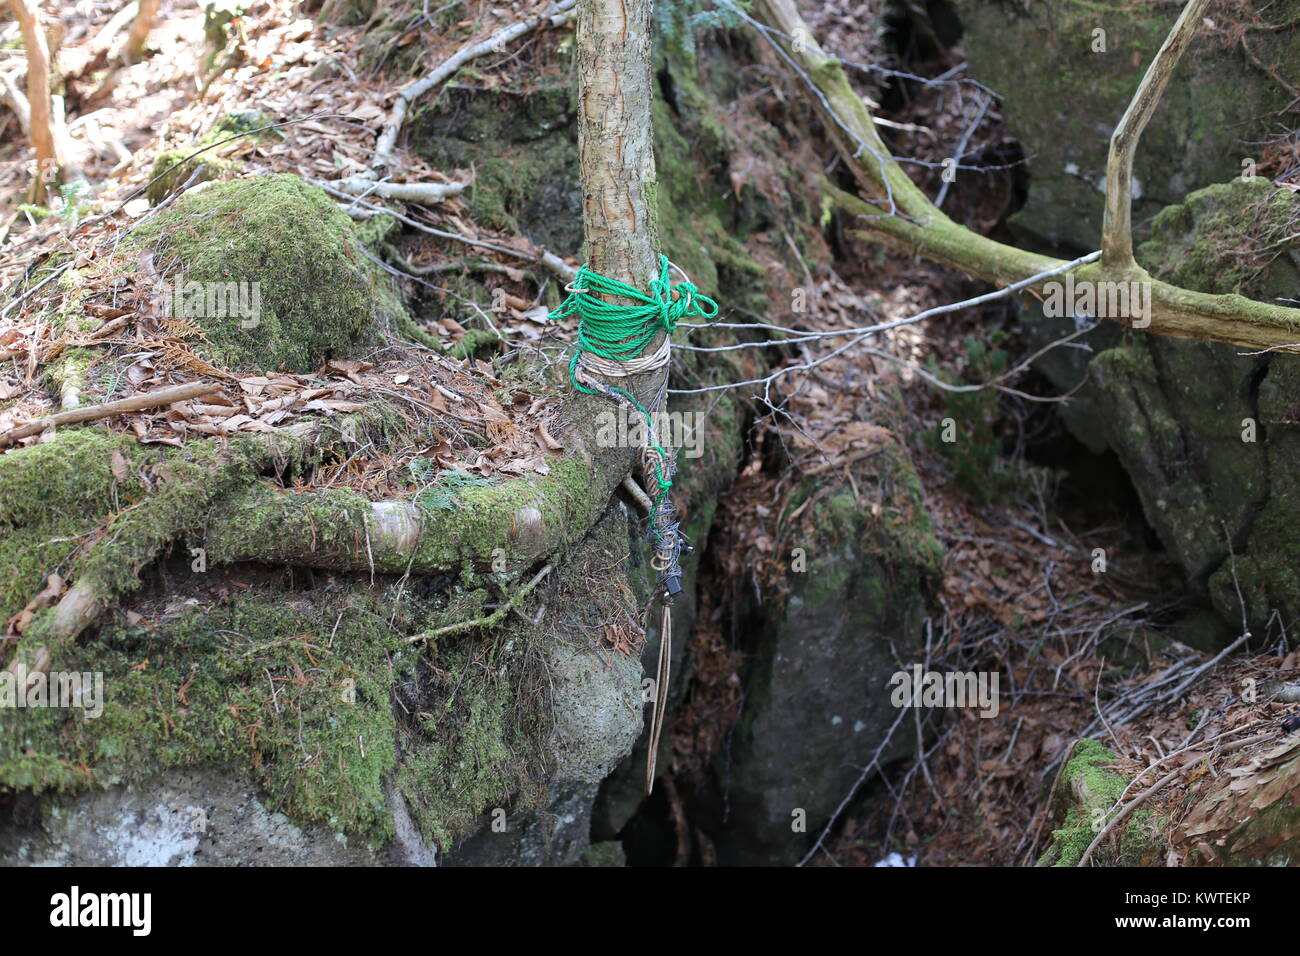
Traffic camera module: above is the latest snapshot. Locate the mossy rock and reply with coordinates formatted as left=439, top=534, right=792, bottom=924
left=145, top=111, right=282, bottom=206
left=0, top=429, right=158, bottom=626
left=145, top=149, right=234, bottom=206
left=127, top=174, right=383, bottom=373
left=707, top=418, right=944, bottom=865
left=0, top=590, right=412, bottom=844
left=956, top=0, right=1300, bottom=251
left=1137, top=176, right=1300, bottom=300
left=1029, top=177, right=1300, bottom=639
left=1037, top=739, right=1164, bottom=866
left=0, top=443, right=645, bottom=859
left=411, top=84, right=583, bottom=257
left=1205, top=355, right=1300, bottom=635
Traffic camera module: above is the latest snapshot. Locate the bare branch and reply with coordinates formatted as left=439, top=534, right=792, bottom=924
left=745, top=0, right=1300, bottom=352
left=0, top=381, right=222, bottom=447
left=332, top=176, right=468, bottom=205
left=1102, top=0, right=1212, bottom=267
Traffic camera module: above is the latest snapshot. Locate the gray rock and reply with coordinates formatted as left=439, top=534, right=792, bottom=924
left=956, top=0, right=1300, bottom=253
left=548, top=638, right=644, bottom=784
left=0, top=769, right=414, bottom=866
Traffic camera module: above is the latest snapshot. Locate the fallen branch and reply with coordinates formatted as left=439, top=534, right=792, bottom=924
left=5, top=580, right=98, bottom=679
left=372, top=0, right=576, bottom=171
left=1076, top=766, right=1179, bottom=867
left=1263, top=681, right=1300, bottom=703
left=332, top=176, right=469, bottom=205
left=314, top=179, right=577, bottom=281
left=621, top=474, right=654, bottom=514
left=0, top=381, right=222, bottom=447
left=408, top=564, right=552, bottom=642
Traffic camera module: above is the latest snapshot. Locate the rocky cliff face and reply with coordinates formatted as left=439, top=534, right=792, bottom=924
left=960, top=0, right=1300, bottom=865
left=961, top=0, right=1300, bottom=647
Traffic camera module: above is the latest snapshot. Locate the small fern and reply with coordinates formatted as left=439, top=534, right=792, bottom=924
left=412, top=467, right=497, bottom=513
left=656, top=0, right=749, bottom=57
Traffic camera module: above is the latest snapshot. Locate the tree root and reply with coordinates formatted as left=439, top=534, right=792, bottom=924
left=408, top=563, right=552, bottom=643
left=3, top=411, right=635, bottom=675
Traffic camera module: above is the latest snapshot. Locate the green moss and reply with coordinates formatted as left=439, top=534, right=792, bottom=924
left=354, top=211, right=400, bottom=249
left=145, top=150, right=234, bottom=206
left=1037, top=738, right=1163, bottom=866
left=203, top=450, right=600, bottom=583
left=446, top=327, right=501, bottom=360
left=394, top=621, right=549, bottom=848
left=1, top=590, right=412, bottom=846
left=0, top=430, right=154, bottom=622
left=1138, top=177, right=1300, bottom=298
left=213, top=110, right=274, bottom=140
left=412, top=84, right=582, bottom=256
left=0, top=428, right=319, bottom=657
left=0, top=420, right=569, bottom=849
left=126, top=174, right=385, bottom=372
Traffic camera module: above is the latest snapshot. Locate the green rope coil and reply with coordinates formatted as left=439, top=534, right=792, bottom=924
left=551, top=254, right=717, bottom=513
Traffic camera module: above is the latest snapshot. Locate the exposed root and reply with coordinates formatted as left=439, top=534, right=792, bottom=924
left=408, top=563, right=552, bottom=642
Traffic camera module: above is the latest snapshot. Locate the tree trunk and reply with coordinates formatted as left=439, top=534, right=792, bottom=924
left=123, top=0, right=161, bottom=64
left=575, top=0, right=658, bottom=290
left=7, top=0, right=59, bottom=202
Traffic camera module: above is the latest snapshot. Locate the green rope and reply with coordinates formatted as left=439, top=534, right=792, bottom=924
left=551, top=254, right=717, bottom=512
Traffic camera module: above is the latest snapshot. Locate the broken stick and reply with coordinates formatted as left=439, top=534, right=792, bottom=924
left=0, top=380, right=222, bottom=447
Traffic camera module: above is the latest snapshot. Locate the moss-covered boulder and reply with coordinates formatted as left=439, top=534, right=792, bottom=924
left=1139, top=177, right=1300, bottom=301
left=145, top=150, right=234, bottom=206
left=145, top=111, right=280, bottom=206
left=128, top=174, right=385, bottom=373
left=412, top=84, right=583, bottom=257
left=0, top=502, right=646, bottom=865
left=956, top=0, right=1300, bottom=251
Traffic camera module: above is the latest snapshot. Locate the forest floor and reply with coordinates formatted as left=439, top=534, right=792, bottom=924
left=2, top=0, right=1296, bottom=867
